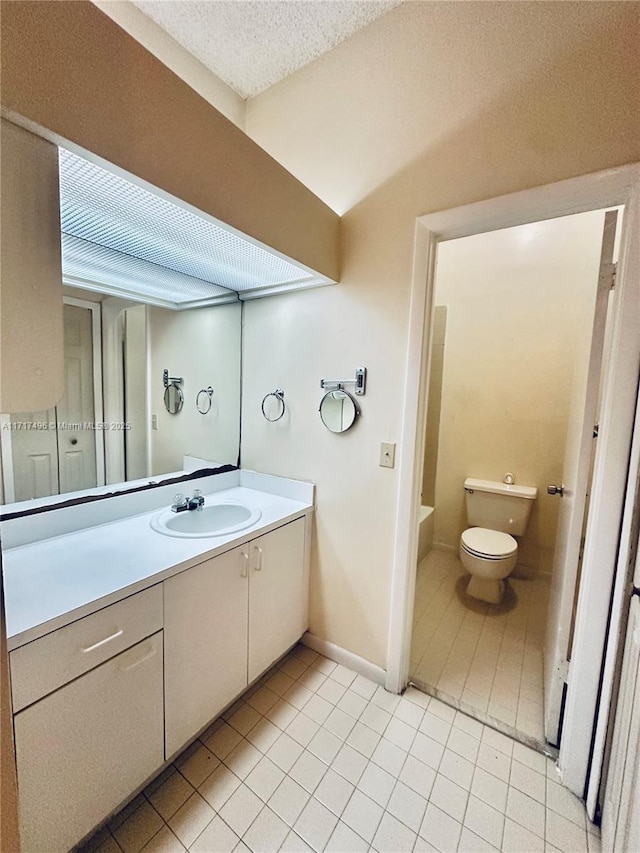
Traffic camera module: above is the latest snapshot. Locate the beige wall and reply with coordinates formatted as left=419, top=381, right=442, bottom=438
left=0, top=1, right=339, bottom=282
left=148, top=304, right=241, bottom=475
left=431, top=212, right=604, bottom=575
left=0, top=120, right=64, bottom=414
left=242, top=2, right=640, bottom=668
left=93, top=1, right=246, bottom=130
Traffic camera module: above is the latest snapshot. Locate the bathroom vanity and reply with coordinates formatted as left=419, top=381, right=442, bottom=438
left=1, top=470, right=314, bottom=853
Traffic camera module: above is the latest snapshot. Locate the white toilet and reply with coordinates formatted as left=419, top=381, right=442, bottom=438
left=459, top=477, right=537, bottom=604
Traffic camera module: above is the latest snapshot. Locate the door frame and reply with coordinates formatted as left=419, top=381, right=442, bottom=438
left=63, top=296, right=105, bottom=488
left=0, top=296, right=105, bottom=503
left=385, top=163, right=640, bottom=801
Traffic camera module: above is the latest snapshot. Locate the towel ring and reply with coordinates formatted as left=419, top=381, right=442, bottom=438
left=196, top=386, right=214, bottom=415
left=261, top=389, right=285, bottom=422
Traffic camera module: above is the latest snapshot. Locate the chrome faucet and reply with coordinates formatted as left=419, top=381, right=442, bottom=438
left=171, top=490, right=205, bottom=512
left=189, top=490, right=205, bottom=511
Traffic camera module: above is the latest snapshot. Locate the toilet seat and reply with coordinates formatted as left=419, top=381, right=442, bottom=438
left=461, top=527, right=517, bottom=560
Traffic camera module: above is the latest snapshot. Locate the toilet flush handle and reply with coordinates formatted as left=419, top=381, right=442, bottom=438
left=547, top=484, right=565, bottom=497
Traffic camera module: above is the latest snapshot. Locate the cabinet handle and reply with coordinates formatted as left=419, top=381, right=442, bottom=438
left=253, top=545, right=263, bottom=571
left=240, top=551, right=249, bottom=578
left=81, top=628, right=124, bottom=653
left=118, top=645, right=157, bottom=672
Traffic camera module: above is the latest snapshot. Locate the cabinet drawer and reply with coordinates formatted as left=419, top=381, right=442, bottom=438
left=10, top=584, right=163, bottom=712
left=15, top=632, right=164, bottom=853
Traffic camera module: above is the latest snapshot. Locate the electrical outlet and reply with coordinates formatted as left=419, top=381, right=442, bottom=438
left=379, top=441, right=396, bottom=468
left=152, top=413, right=158, bottom=430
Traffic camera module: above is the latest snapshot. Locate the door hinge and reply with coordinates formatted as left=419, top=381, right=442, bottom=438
left=593, top=423, right=599, bottom=438
left=559, top=658, right=570, bottom=683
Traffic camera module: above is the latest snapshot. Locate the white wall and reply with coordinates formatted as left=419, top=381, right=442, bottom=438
left=241, top=2, right=640, bottom=669
left=124, top=305, right=148, bottom=481
left=432, top=212, right=604, bottom=574
left=148, top=303, right=241, bottom=475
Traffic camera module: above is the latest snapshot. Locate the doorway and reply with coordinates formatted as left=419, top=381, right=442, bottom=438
left=386, top=164, right=640, bottom=805
left=409, top=208, right=618, bottom=752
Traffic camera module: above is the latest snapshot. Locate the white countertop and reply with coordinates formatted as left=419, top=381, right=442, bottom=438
left=3, top=484, right=313, bottom=651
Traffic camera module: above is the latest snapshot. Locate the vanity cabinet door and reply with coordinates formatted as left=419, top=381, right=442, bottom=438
left=248, top=518, right=306, bottom=683
left=14, top=633, right=164, bottom=853
left=164, top=545, right=249, bottom=758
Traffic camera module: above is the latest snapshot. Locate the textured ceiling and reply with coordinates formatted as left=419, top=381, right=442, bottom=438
left=131, top=1, right=402, bottom=98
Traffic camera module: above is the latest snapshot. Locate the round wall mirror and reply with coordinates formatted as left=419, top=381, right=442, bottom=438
left=164, top=383, right=184, bottom=414
left=319, top=389, right=359, bottom=433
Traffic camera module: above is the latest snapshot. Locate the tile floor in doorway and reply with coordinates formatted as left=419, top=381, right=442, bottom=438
left=83, top=644, right=596, bottom=853
left=410, top=550, right=550, bottom=747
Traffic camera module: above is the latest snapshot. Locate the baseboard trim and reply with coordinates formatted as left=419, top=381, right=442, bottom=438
left=301, top=632, right=386, bottom=686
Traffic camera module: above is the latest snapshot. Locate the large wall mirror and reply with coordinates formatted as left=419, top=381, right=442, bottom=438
left=0, top=144, right=245, bottom=508
left=0, top=289, right=241, bottom=506
left=0, top=129, right=328, bottom=511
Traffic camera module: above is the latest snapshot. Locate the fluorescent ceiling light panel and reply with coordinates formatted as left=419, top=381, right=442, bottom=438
left=58, top=148, right=330, bottom=305
left=62, top=234, right=237, bottom=309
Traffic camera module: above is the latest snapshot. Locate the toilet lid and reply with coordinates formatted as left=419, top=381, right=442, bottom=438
left=461, top=527, right=517, bottom=558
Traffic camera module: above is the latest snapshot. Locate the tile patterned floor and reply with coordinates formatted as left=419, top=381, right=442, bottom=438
left=82, top=644, right=597, bottom=853
left=410, top=550, right=550, bottom=747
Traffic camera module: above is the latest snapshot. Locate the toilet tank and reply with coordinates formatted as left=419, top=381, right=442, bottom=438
left=464, top=478, right=537, bottom=535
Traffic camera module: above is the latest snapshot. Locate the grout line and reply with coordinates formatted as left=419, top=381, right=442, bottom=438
left=84, top=641, right=594, bottom=853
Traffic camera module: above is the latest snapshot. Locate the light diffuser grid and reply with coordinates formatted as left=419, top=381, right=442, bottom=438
left=61, top=234, right=236, bottom=307
left=58, top=148, right=319, bottom=301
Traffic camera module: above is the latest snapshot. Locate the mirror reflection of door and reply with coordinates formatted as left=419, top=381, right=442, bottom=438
left=57, top=304, right=97, bottom=493
left=7, top=407, right=59, bottom=500
left=7, top=303, right=98, bottom=501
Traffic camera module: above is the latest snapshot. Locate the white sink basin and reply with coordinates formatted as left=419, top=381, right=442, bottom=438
left=150, top=501, right=262, bottom=538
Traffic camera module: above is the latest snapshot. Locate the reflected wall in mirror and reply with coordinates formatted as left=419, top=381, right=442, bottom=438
left=163, top=384, right=184, bottom=415
left=0, top=290, right=241, bottom=504
left=319, top=389, right=359, bottom=433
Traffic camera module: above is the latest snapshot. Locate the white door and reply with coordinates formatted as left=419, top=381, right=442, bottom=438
left=56, top=303, right=97, bottom=493
left=248, top=518, right=306, bottom=683
left=7, top=407, right=59, bottom=501
left=601, top=595, right=640, bottom=853
left=544, top=210, right=618, bottom=745
left=5, top=303, right=98, bottom=500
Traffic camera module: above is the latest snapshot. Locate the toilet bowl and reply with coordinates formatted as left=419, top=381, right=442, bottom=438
left=460, top=477, right=536, bottom=604
left=459, top=526, right=518, bottom=604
